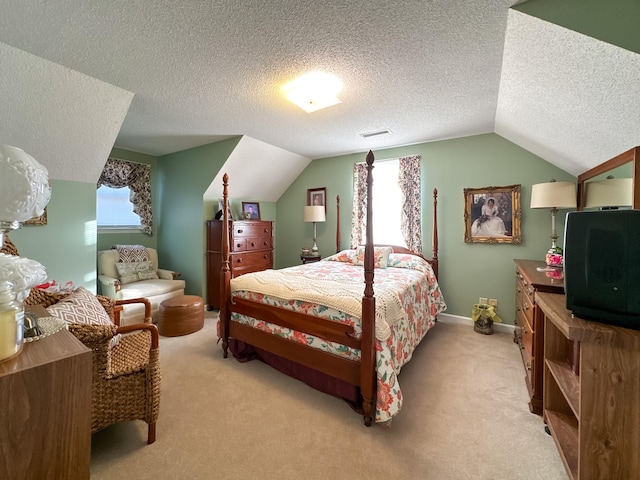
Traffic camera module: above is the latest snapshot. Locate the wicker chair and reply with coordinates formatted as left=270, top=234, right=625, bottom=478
left=1, top=237, right=161, bottom=444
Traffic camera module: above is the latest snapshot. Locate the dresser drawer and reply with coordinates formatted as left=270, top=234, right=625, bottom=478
left=232, top=223, right=272, bottom=238
left=232, top=236, right=273, bottom=252
left=231, top=250, right=273, bottom=271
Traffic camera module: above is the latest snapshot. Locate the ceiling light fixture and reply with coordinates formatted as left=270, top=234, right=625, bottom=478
left=359, top=129, right=392, bottom=138
left=282, top=72, right=342, bottom=113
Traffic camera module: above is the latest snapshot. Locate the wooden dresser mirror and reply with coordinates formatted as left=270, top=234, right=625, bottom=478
left=577, top=146, right=639, bottom=210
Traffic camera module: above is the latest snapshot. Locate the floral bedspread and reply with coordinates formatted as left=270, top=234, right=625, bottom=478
left=228, top=250, right=447, bottom=425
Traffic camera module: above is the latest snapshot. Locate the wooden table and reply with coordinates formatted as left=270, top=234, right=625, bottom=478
left=0, top=314, right=92, bottom=480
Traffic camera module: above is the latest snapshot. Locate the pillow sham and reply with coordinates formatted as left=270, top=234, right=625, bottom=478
left=323, top=249, right=356, bottom=263
left=354, top=246, right=393, bottom=268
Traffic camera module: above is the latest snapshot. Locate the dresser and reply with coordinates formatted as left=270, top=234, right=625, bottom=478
left=0, top=327, right=91, bottom=479
left=206, top=220, right=273, bottom=309
left=537, top=292, right=640, bottom=480
left=513, top=259, right=564, bottom=414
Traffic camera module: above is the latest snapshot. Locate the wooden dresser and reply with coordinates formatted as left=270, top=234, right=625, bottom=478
left=0, top=328, right=91, bottom=479
left=513, top=259, right=564, bottom=414
left=537, top=292, right=640, bottom=480
left=206, top=219, right=273, bottom=309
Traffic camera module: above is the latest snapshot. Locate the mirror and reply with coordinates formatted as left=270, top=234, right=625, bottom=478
left=577, top=146, right=639, bottom=210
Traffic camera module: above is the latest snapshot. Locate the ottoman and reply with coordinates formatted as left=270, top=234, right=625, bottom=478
left=157, top=295, right=204, bottom=337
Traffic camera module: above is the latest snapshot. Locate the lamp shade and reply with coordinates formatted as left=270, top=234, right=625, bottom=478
left=304, top=205, right=325, bottom=223
left=585, top=178, right=633, bottom=208
left=530, top=182, right=576, bottom=209
left=0, top=144, right=51, bottom=223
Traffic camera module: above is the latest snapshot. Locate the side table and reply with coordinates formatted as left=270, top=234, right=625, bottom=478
left=0, top=314, right=92, bottom=479
left=301, top=254, right=322, bottom=264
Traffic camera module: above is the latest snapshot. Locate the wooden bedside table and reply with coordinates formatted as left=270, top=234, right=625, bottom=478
left=301, top=254, right=321, bottom=264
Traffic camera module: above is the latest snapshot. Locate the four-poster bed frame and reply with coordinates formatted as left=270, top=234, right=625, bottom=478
left=218, top=150, right=439, bottom=425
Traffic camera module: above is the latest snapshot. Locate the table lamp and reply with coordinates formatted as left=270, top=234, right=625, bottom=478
left=304, top=205, right=325, bottom=255
left=0, top=144, right=50, bottom=361
left=585, top=176, right=633, bottom=209
left=530, top=180, right=576, bottom=268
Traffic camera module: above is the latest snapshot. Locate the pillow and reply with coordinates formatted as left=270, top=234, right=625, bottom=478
left=354, top=246, right=393, bottom=268
left=46, top=286, right=119, bottom=347
left=115, top=261, right=159, bottom=284
left=324, top=249, right=356, bottom=263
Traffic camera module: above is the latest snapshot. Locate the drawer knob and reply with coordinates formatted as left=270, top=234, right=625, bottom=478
left=237, top=229, right=244, bottom=234
left=236, top=243, right=242, bottom=248
left=236, top=258, right=242, bottom=263
left=263, top=254, right=268, bottom=259
left=250, top=242, right=256, bottom=247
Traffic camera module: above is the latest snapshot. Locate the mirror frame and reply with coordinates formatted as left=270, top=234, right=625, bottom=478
left=577, top=146, right=639, bottom=210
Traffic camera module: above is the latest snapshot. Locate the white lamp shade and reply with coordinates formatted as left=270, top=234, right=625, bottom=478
left=585, top=178, right=633, bottom=208
left=304, top=205, right=325, bottom=223
left=0, top=144, right=51, bottom=223
left=530, top=182, right=576, bottom=209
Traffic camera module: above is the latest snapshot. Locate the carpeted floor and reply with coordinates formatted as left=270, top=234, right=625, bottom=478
left=90, top=313, right=567, bottom=480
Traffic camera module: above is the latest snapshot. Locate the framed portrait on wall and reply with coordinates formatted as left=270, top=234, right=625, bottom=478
left=464, top=184, right=522, bottom=244
left=307, top=187, right=326, bottom=212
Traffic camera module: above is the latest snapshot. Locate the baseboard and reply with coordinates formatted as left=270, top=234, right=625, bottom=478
left=437, top=313, right=516, bottom=335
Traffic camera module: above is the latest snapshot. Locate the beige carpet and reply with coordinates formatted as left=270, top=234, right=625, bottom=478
left=90, top=313, right=567, bottom=479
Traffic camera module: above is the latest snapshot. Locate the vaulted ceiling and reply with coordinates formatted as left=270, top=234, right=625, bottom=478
left=0, top=0, right=638, bottom=185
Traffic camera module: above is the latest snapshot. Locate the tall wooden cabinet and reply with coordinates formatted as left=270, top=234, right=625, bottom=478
left=513, top=259, right=564, bottom=414
left=537, top=292, right=640, bottom=480
left=206, top=219, right=273, bottom=310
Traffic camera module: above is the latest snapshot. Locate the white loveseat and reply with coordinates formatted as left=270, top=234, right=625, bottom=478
left=98, top=247, right=185, bottom=325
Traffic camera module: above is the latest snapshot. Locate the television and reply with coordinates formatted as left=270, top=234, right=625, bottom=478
left=563, top=210, right=640, bottom=330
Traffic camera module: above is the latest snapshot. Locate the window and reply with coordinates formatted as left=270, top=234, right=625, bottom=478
left=370, top=160, right=406, bottom=246
left=351, top=154, right=422, bottom=252
left=97, top=185, right=141, bottom=229
left=97, top=158, right=153, bottom=235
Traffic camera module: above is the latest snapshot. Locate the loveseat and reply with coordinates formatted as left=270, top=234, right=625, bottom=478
left=98, top=246, right=185, bottom=325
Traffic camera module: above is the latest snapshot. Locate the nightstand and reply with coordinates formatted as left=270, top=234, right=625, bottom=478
left=301, top=254, right=321, bottom=264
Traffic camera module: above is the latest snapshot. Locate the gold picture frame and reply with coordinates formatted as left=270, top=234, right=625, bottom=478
left=464, top=185, right=521, bottom=244
left=25, top=207, right=47, bottom=226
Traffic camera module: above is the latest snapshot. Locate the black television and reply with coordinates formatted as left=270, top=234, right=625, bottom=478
left=563, top=209, right=640, bottom=330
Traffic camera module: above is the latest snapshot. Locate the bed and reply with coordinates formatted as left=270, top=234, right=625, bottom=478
left=218, top=150, right=446, bottom=426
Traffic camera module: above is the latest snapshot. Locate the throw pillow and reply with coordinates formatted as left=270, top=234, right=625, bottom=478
left=46, top=286, right=119, bottom=347
left=354, top=246, right=393, bottom=268
left=115, top=261, right=159, bottom=283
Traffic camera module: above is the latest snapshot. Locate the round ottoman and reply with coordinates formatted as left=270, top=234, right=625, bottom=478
left=157, top=295, right=204, bottom=337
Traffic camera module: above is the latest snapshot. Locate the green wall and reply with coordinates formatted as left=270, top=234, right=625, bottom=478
left=275, top=134, right=576, bottom=324
left=515, top=0, right=640, bottom=54
left=157, top=137, right=241, bottom=298
left=10, top=179, right=100, bottom=293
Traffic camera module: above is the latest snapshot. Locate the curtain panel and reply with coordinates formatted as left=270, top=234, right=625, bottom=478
left=398, top=155, right=422, bottom=253
left=350, top=163, right=368, bottom=248
left=97, top=158, right=153, bottom=235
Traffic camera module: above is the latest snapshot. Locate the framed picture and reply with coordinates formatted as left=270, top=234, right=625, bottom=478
left=464, top=184, right=522, bottom=244
left=241, top=202, right=261, bottom=220
left=307, top=187, right=326, bottom=212
left=25, top=207, right=47, bottom=226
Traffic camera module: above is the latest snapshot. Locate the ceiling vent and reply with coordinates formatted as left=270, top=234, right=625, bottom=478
left=359, top=129, right=392, bottom=138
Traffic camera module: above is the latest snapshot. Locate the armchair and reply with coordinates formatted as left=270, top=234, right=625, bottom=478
left=98, top=246, right=185, bottom=325
left=2, top=237, right=161, bottom=444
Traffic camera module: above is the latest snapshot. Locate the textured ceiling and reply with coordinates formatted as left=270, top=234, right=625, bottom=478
left=0, top=0, right=638, bottom=184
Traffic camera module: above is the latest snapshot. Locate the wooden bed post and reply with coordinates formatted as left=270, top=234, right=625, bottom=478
left=360, top=150, right=376, bottom=426
left=220, top=173, right=231, bottom=358
left=431, top=188, right=439, bottom=279
left=336, top=195, right=341, bottom=253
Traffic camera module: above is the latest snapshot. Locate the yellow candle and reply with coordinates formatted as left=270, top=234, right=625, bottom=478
left=0, top=309, right=19, bottom=361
